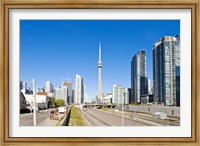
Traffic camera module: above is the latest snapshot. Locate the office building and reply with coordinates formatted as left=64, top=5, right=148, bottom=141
left=153, top=35, right=180, bottom=106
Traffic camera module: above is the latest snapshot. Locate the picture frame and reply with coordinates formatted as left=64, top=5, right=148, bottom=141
left=0, top=0, right=199, bottom=145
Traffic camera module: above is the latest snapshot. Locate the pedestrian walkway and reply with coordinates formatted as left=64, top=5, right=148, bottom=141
left=38, top=113, right=66, bottom=126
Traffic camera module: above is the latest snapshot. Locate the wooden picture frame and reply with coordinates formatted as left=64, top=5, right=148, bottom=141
left=0, top=0, right=199, bottom=145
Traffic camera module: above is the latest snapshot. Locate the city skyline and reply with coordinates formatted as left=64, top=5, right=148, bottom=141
left=20, top=20, right=180, bottom=101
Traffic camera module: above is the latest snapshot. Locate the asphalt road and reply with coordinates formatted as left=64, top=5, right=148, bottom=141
left=20, top=108, right=54, bottom=126
left=80, top=108, right=180, bottom=126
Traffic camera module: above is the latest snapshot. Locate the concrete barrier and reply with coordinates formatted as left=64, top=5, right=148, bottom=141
left=61, top=108, right=71, bottom=126
left=117, top=105, right=180, bottom=117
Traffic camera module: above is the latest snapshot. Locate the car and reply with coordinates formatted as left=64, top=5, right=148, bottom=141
left=153, top=112, right=167, bottom=120
left=58, top=106, right=66, bottom=113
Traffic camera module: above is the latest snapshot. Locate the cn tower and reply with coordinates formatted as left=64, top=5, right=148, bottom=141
left=97, top=42, right=103, bottom=102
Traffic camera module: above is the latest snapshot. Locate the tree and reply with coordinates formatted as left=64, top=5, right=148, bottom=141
left=48, top=97, right=56, bottom=108
left=55, top=99, right=65, bottom=107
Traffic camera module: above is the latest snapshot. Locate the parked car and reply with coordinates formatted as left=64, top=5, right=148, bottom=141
left=153, top=112, right=167, bottom=119
left=58, top=106, right=66, bottom=113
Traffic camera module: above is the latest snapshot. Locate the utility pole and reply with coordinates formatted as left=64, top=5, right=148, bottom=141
left=32, top=78, right=37, bottom=126
left=122, top=99, right=124, bottom=126
left=122, top=89, right=127, bottom=126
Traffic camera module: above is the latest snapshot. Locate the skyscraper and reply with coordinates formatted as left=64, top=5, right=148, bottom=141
left=45, top=81, right=53, bottom=93
left=54, top=87, right=62, bottom=99
left=66, top=81, right=73, bottom=105
left=61, top=81, right=68, bottom=104
left=153, top=35, right=180, bottom=106
left=81, top=79, right=84, bottom=104
left=131, top=50, right=148, bottom=104
left=97, top=42, right=103, bottom=103
left=75, top=74, right=83, bottom=105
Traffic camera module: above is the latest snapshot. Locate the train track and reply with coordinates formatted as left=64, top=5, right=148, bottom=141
left=92, top=109, right=153, bottom=126
left=81, top=108, right=156, bottom=126
left=108, top=110, right=180, bottom=126
left=81, top=109, right=111, bottom=126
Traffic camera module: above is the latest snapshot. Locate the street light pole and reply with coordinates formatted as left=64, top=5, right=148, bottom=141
left=32, top=78, right=36, bottom=126
left=122, top=89, right=127, bottom=126
left=122, top=96, right=124, bottom=126
left=166, top=107, right=169, bottom=126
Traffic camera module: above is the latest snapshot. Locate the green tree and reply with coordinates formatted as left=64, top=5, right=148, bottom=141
left=55, top=99, right=65, bottom=107
left=48, top=97, right=56, bottom=108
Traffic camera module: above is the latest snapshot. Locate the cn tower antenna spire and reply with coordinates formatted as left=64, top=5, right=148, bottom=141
left=99, top=41, right=102, bottom=63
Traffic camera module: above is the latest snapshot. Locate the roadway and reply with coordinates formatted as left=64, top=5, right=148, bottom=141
left=80, top=108, right=180, bottom=126
left=20, top=108, right=54, bottom=126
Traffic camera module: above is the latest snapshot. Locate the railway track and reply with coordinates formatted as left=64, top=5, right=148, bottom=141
left=92, top=109, right=154, bottom=126
left=108, top=110, right=180, bottom=126
left=81, top=109, right=111, bottom=126
left=81, top=108, right=157, bottom=126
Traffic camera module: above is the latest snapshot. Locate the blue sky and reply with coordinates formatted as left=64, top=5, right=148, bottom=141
left=20, top=20, right=180, bottom=101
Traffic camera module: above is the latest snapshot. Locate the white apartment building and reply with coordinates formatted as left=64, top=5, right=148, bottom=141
left=21, top=90, right=50, bottom=111
left=112, top=85, right=129, bottom=105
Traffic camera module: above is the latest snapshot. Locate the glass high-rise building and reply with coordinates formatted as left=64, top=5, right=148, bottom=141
left=66, top=81, right=73, bottom=105
left=176, top=66, right=180, bottom=106
left=45, top=81, right=53, bottom=93
left=153, top=35, right=180, bottom=106
left=131, top=50, right=148, bottom=104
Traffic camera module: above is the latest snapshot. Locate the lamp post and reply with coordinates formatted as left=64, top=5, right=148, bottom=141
left=122, top=94, right=124, bottom=126
left=32, top=78, right=37, bottom=126
left=166, top=107, right=169, bottom=126
left=122, top=88, right=127, bottom=126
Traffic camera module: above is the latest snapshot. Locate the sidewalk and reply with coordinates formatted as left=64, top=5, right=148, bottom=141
left=38, top=113, right=66, bottom=126
left=20, top=108, right=54, bottom=116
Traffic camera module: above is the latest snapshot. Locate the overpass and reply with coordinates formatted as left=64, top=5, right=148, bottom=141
left=83, top=104, right=116, bottom=109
